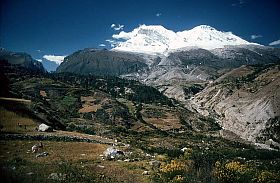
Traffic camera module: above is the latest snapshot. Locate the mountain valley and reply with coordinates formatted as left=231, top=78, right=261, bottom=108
left=1, top=24, right=280, bottom=183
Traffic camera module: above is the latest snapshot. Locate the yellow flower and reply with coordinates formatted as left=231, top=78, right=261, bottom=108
left=255, top=170, right=280, bottom=183
left=213, top=161, right=251, bottom=182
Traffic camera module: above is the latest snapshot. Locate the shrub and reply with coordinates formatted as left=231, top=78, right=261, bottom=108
left=182, top=148, right=193, bottom=160
left=255, top=170, right=280, bottom=183
left=152, top=160, right=193, bottom=183
left=213, top=161, right=253, bottom=183
left=66, top=122, right=76, bottom=131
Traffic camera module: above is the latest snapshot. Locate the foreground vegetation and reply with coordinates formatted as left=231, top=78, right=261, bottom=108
left=1, top=61, right=280, bottom=182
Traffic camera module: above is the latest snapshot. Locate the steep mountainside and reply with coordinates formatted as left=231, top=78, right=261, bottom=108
left=40, top=58, right=60, bottom=72
left=4, top=60, right=280, bottom=183
left=56, top=45, right=280, bottom=103
left=0, top=48, right=45, bottom=73
left=121, top=45, right=280, bottom=102
left=54, top=25, right=280, bottom=144
left=1, top=61, right=220, bottom=136
left=190, top=64, right=280, bottom=143
left=57, top=48, right=148, bottom=76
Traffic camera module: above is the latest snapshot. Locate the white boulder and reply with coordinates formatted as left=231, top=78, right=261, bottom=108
left=38, top=123, right=53, bottom=132
left=103, top=147, right=124, bottom=160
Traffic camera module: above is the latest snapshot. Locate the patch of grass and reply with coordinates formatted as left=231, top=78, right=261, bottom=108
left=0, top=107, right=38, bottom=133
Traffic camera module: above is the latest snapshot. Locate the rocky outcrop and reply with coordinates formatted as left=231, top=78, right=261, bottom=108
left=122, top=45, right=280, bottom=101
left=190, top=64, right=280, bottom=143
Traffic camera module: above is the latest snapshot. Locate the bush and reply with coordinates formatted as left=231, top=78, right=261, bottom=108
left=66, top=122, right=77, bottom=131
left=152, top=160, right=193, bottom=183
left=255, top=170, right=280, bottom=183
left=213, top=161, right=253, bottom=183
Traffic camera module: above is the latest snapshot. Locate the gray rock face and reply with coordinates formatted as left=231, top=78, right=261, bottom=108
left=122, top=45, right=280, bottom=101
left=41, top=58, right=59, bottom=72
left=57, top=48, right=148, bottom=76
left=38, top=123, right=53, bottom=132
left=0, top=48, right=45, bottom=73
left=189, top=65, right=280, bottom=143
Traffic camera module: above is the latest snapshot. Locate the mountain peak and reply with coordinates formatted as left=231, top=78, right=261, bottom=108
left=112, top=24, right=260, bottom=54
left=138, top=24, right=167, bottom=31
left=193, top=25, right=216, bottom=31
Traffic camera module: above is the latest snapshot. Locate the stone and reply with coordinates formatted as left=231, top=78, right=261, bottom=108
left=38, top=123, right=53, bottom=132
left=97, top=165, right=105, bottom=168
left=149, top=160, right=161, bottom=169
left=36, top=151, right=49, bottom=158
left=26, top=172, right=34, bottom=175
left=103, top=147, right=124, bottom=160
left=48, top=173, right=66, bottom=181
left=145, top=153, right=151, bottom=157
left=181, top=147, right=188, bottom=152
left=142, top=171, right=150, bottom=175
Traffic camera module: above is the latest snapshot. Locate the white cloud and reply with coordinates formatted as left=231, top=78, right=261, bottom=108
left=111, top=23, right=124, bottom=31
left=43, top=55, right=66, bottom=65
left=232, top=0, right=245, bottom=6
left=99, top=44, right=106, bottom=47
left=36, top=59, right=42, bottom=62
left=106, top=39, right=119, bottom=48
left=106, top=39, right=115, bottom=43
left=269, top=39, right=280, bottom=46
left=156, top=13, right=162, bottom=17
left=251, top=34, right=262, bottom=39
left=112, top=32, right=131, bottom=40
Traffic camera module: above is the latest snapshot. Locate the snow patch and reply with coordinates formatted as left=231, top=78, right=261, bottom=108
left=42, top=55, right=66, bottom=65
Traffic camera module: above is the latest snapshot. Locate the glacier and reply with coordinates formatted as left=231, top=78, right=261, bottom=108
left=111, top=24, right=260, bottom=54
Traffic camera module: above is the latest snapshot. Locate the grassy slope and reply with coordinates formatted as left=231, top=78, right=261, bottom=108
left=1, top=64, right=280, bottom=182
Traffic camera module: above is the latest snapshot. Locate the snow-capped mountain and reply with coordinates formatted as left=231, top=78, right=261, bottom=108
left=42, top=55, right=65, bottom=65
left=176, top=25, right=254, bottom=50
left=38, top=55, right=66, bottom=72
left=55, top=24, right=280, bottom=144
left=111, top=24, right=259, bottom=54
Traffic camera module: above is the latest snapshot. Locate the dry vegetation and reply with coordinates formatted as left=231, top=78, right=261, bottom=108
left=0, top=100, right=149, bottom=182
left=0, top=140, right=150, bottom=183
left=0, top=107, right=38, bottom=133
left=141, top=104, right=182, bottom=131
left=1, top=64, right=280, bottom=182
left=79, top=96, right=102, bottom=113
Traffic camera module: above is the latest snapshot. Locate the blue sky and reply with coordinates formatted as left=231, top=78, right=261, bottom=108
left=1, top=0, right=280, bottom=59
